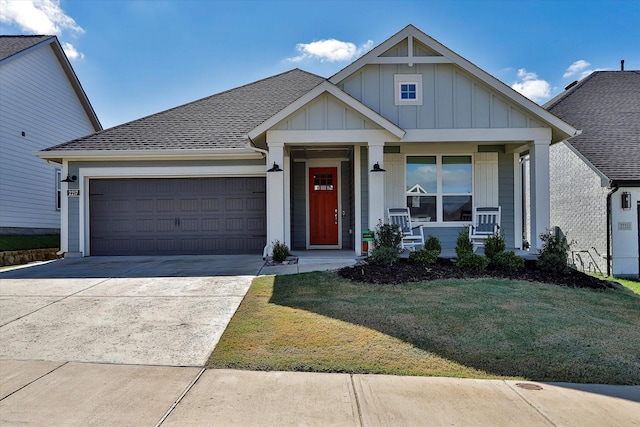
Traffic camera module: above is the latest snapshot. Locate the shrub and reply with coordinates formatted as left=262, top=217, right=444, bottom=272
left=423, top=235, right=442, bottom=255
left=456, top=253, right=490, bottom=271
left=371, top=246, right=400, bottom=265
left=373, top=220, right=402, bottom=251
left=456, top=228, right=474, bottom=258
left=491, top=251, right=524, bottom=271
left=408, top=249, right=440, bottom=265
left=484, top=231, right=505, bottom=260
left=271, top=240, right=290, bottom=263
left=538, top=229, right=570, bottom=273
left=371, top=220, right=402, bottom=265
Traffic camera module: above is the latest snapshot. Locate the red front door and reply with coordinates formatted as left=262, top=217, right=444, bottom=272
left=309, top=167, right=338, bottom=245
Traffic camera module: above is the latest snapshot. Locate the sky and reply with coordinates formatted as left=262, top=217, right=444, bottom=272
left=1, top=0, right=639, bottom=130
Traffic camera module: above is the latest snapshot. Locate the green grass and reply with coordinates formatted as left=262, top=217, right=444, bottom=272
left=588, top=273, right=640, bottom=295
left=0, top=234, right=59, bottom=251
left=621, top=279, right=640, bottom=294
left=208, top=272, right=640, bottom=385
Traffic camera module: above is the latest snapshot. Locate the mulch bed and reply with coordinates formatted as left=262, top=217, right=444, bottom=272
left=337, top=258, right=617, bottom=290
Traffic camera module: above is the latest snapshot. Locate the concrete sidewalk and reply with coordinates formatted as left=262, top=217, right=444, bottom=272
left=258, top=250, right=361, bottom=275
left=1, top=361, right=638, bottom=426
left=2, top=255, right=639, bottom=426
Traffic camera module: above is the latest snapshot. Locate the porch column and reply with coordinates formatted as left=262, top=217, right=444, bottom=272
left=266, top=142, right=285, bottom=256
left=368, top=141, right=386, bottom=231
left=529, top=139, right=551, bottom=251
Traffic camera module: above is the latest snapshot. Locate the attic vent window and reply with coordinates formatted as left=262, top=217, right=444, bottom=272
left=401, top=83, right=416, bottom=99
left=394, top=74, right=423, bottom=106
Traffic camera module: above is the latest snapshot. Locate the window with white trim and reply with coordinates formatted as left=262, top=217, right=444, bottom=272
left=55, top=169, right=61, bottom=210
left=406, top=155, right=473, bottom=222
left=394, top=74, right=422, bottom=106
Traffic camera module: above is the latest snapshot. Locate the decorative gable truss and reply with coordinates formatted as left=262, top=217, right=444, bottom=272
left=250, top=25, right=577, bottom=254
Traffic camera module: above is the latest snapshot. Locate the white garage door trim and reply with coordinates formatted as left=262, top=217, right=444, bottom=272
left=78, top=166, right=266, bottom=256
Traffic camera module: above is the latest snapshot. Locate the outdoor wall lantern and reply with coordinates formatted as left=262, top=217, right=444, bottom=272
left=621, top=192, right=631, bottom=209
left=61, top=175, right=77, bottom=183
left=267, top=162, right=283, bottom=172
left=370, top=162, right=386, bottom=172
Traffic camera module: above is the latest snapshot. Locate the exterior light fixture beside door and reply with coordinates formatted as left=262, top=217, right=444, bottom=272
left=267, top=162, right=283, bottom=172
left=621, top=192, right=631, bottom=209
left=370, top=162, right=385, bottom=172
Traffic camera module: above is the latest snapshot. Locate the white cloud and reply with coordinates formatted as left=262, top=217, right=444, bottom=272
left=563, top=60, right=590, bottom=78
left=0, top=0, right=84, bottom=60
left=562, top=60, right=605, bottom=80
left=0, top=0, right=83, bottom=34
left=62, top=41, right=83, bottom=60
left=288, top=38, right=374, bottom=63
left=511, top=68, right=551, bottom=102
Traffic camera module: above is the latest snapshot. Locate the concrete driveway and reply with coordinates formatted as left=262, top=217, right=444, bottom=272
left=0, top=255, right=264, bottom=366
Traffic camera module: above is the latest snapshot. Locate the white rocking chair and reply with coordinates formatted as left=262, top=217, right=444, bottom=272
left=387, top=207, right=425, bottom=251
left=468, top=207, right=501, bottom=251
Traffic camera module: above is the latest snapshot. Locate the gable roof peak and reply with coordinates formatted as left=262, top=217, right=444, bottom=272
left=0, top=35, right=55, bottom=62
left=330, top=24, right=577, bottom=142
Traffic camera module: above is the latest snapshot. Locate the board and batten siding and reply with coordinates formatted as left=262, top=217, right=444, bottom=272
left=337, top=63, right=545, bottom=131
left=273, top=93, right=382, bottom=131
left=0, top=43, right=95, bottom=231
left=291, top=161, right=306, bottom=249
left=497, top=152, right=515, bottom=249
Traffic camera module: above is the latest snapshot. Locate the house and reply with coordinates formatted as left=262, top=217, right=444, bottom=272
left=546, top=70, right=640, bottom=279
left=0, top=35, right=101, bottom=235
left=35, top=25, right=576, bottom=258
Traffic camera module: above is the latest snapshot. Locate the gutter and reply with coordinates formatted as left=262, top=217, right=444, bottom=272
left=606, top=184, right=619, bottom=277
left=35, top=148, right=262, bottom=162
left=244, top=135, right=268, bottom=157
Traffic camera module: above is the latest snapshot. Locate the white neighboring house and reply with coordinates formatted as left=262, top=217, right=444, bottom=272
left=546, top=70, right=640, bottom=279
left=0, top=35, right=101, bottom=235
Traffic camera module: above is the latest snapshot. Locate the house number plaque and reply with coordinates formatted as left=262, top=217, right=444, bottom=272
left=67, top=189, right=80, bottom=197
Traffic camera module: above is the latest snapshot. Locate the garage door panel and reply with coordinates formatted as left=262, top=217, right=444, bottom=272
left=201, top=199, right=221, bottom=211
left=89, top=178, right=266, bottom=255
left=202, top=218, right=220, bottom=231
left=247, top=218, right=266, bottom=231
left=246, top=198, right=265, bottom=211
left=135, top=199, right=154, bottom=212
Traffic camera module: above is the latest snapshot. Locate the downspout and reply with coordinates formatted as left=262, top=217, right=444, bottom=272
left=606, top=183, right=619, bottom=277
left=244, top=136, right=271, bottom=258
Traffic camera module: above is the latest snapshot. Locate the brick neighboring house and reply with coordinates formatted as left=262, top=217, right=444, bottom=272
left=546, top=70, right=640, bottom=279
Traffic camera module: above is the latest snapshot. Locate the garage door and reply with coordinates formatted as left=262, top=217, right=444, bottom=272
left=89, top=178, right=266, bottom=255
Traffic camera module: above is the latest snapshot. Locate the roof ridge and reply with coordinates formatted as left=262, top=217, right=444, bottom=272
left=93, top=68, right=325, bottom=133
left=0, top=34, right=54, bottom=38
left=544, top=71, right=600, bottom=110
left=42, top=67, right=326, bottom=151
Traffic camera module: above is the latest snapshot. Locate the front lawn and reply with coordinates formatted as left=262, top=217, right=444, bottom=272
left=208, top=272, right=640, bottom=385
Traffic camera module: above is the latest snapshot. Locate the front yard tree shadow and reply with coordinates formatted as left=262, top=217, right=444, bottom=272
left=267, top=272, right=640, bottom=385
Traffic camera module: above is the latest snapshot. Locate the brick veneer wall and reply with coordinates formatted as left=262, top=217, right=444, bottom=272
left=550, top=142, right=609, bottom=274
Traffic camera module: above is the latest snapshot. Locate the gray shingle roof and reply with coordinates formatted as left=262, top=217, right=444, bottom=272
left=545, top=71, right=640, bottom=183
left=0, top=35, right=54, bottom=62
left=43, top=69, right=326, bottom=152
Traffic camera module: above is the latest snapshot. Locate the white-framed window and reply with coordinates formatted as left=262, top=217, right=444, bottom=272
left=406, top=155, right=473, bottom=223
left=394, top=74, right=423, bottom=106
left=55, top=169, right=61, bottom=210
